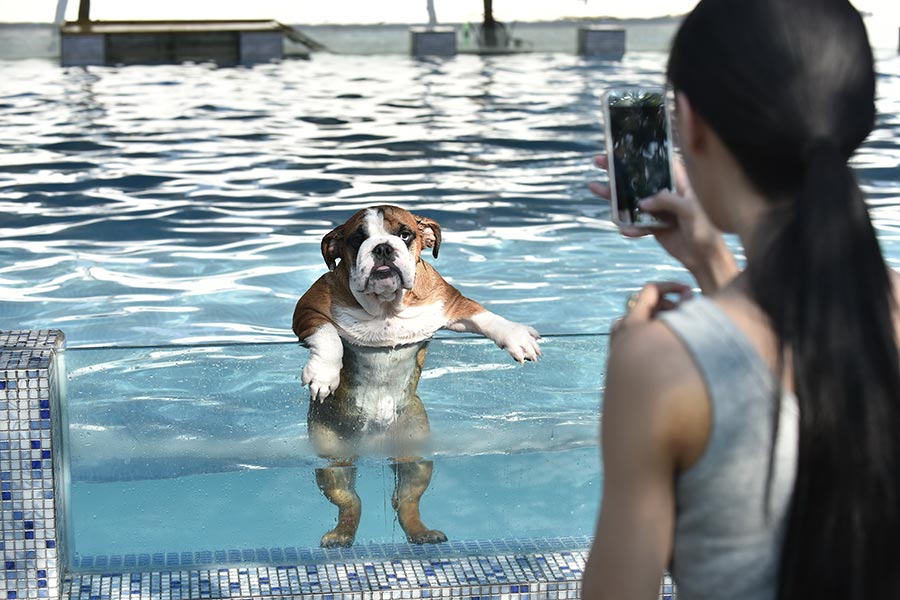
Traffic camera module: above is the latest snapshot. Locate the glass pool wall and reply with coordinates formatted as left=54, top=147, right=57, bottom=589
left=62, top=335, right=605, bottom=569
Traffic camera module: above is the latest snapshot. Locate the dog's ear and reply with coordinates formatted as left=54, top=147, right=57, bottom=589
left=415, top=215, right=442, bottom=259
left=321, top=224, right=345, bottom=271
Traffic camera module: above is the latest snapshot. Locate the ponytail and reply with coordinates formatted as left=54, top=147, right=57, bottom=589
left=748, top=142, right=900, bottom=598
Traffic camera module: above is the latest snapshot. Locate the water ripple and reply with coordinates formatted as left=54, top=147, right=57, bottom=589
left=1, top=53, right=898, bottom=347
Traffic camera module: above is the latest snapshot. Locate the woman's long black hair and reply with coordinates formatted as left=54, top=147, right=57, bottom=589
left=668, top=0, right=900, bottom=597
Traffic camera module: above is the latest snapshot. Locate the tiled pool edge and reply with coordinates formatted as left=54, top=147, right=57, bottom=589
left=70, top=538, right=593, bottom=572
left=0, top=330, right=675, bottom=600
left=62, top=558, right=675, bottom=600
left=65, top=539, right=675, bottom=600
left=64, top=553, right=592, bottom=600
left=0, top=330, right=66, bottom=600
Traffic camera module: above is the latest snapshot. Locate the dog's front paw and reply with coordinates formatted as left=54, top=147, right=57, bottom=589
left=302, top=358, right=341, bottom=402
left=500, top=323, right=542, bottom=364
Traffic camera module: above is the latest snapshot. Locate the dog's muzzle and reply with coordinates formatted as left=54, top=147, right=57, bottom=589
left=352, top=237, right=416, bottom=295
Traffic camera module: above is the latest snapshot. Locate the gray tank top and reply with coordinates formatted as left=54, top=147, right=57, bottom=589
left=658, top=296, right=798, bottom=600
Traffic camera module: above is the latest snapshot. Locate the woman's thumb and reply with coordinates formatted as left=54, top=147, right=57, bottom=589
left=639, top=190, right=690, bottom=220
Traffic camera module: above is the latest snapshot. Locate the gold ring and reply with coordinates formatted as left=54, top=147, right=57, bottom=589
left=625, top=292, right=640, bottom=312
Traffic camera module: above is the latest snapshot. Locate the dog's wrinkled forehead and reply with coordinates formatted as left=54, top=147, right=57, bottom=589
left=358, top=206, right=416, bottom=237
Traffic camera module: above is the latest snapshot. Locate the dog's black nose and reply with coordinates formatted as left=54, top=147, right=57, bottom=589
left=373, top=243, right=394, bottom=260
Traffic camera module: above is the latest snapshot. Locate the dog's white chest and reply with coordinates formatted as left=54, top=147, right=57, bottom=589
left=333, top=302, right=447, bottom=347
left=342, top=342, right=424, bottom=427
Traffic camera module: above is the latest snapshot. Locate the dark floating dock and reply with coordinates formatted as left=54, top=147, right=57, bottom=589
left=60, top=19, right=321, bottom=67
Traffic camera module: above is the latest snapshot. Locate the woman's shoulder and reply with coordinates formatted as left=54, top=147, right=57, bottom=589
left=609, top=316, right=691, bottom=371
left=605, top=314, right=711, bottom=471
left=607, top=314, right=704, bottom=407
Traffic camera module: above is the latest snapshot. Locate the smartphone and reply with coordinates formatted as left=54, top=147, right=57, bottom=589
left=602, top=87, right=676, bottom=228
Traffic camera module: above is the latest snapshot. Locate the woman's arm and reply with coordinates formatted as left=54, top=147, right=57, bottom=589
left=582, top=286, right=710, bottom=600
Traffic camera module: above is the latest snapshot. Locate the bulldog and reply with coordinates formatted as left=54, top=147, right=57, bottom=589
left=292, top=204, right=541, bottom=548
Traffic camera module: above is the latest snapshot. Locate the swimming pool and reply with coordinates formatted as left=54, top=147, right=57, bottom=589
left=1, top=49, right=899, bottom=600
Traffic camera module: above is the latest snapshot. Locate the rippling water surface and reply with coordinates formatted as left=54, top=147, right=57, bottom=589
left=4, top=52, right=895, bottom=348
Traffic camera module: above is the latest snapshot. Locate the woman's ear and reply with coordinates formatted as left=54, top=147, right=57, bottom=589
left=675, top=91, right=708, bottom=157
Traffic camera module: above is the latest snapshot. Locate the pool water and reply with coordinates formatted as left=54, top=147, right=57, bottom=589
left=0, top=52, right=715, bottom=347
left=71, top=450, right=598, bottom=559
left=1, top=51, right=899, bottom=570
left=2, top=53, right=897, bottom=349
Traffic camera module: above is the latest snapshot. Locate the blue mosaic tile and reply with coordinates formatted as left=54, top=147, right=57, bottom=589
left=0, top=331, right=65, bottom=600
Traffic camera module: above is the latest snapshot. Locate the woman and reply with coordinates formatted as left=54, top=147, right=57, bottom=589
left=582, top=1, right=900, bottom=599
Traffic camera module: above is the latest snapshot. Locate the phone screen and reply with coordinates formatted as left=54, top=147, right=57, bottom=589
left=606, top=91, right=673, bottom=226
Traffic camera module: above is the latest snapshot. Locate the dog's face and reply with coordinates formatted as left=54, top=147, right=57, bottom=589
left=322, top=205, right=442, bottom=300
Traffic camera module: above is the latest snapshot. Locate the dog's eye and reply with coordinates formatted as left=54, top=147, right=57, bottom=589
left=348, top=230, right=365, bottom=251
left=398, top=230, right=414, bottom=243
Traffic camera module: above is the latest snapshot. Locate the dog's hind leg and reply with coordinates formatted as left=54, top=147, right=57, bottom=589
left=391, top=459, right=447, bottom=544
left=315, top=465, right=362, bottom=548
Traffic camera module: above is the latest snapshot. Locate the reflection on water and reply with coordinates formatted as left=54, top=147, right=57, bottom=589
left=3, top=54, right=897, bottom=346
left=0, top=54, right=625, bottom=346
left=1, top=54, right=896, bottom=347
left=0, top=53, right=890, bottom=347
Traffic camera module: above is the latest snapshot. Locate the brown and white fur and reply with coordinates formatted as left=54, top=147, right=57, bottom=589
left=293, top=205, right=541, bottom=548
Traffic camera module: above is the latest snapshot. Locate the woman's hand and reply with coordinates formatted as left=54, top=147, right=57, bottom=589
left=610, top=281, right=693, bottom=343
left=590, top=154, right=738, bottom=294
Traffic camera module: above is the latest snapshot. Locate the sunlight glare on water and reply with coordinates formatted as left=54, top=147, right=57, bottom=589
left=0, top=55, right=692, bottom=344
left=2, top=52, right=897, bottom=347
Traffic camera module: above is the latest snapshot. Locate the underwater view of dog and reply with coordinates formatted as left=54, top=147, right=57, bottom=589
left=293, top=204, right=541, bottom=548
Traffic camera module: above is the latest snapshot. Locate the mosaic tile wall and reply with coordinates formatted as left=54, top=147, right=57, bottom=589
left=0, top=331, right=66, bottom=600
left=0, top=330, right=677, bottom=600
left=71, top=538, right=593, bottom=571
left=64, top=553, right=675, bottom=600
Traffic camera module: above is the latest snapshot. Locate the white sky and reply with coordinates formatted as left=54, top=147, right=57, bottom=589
left=1, top=0, right=898, bottom=49
left=2, top=0, right=693, bottom=24
left=1, top=0, right=893, bottom=25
